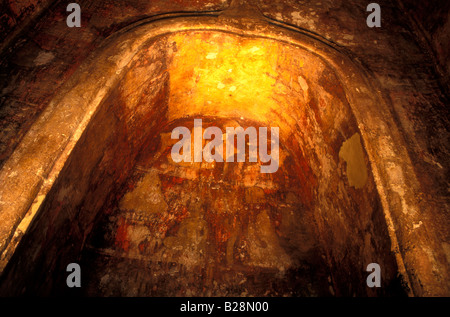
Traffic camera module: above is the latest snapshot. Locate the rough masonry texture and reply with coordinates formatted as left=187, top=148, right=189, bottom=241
left=0, top=0, right=448, bottom=296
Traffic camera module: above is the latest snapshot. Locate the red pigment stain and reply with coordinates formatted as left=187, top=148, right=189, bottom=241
left=115, top=216, right=130, bottom=252
left=161, top=175, right=185, bottom=190
left=263, top=188, right=278, bottom=195
left=158, top=205, right=189, bottom=236
left=138, top=240, right=148, bottom=254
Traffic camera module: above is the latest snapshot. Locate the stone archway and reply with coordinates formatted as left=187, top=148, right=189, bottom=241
left=0, top=12, right=446, bottom=296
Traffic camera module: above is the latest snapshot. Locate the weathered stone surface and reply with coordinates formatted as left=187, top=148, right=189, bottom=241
left=0, top=0, right=448, bottom=297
